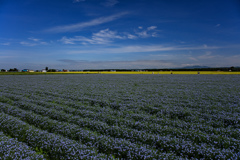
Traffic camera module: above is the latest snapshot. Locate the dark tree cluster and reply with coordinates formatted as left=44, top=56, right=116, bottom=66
left=8, top=68, right=19, bottom=72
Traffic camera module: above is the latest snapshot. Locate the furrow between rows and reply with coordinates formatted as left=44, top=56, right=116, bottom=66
left=0, top=112, right=108, bottom=159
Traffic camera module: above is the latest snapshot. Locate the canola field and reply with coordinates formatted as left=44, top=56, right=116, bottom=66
left=0, top=74, right=239, bottom=159
left=1, top=71, right=240, bottom=75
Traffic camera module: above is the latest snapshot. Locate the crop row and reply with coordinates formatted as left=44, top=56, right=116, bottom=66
left=0, top=74, right=239, bottom=159
left=0, top=111, right=108, bottom=159
left=1, top=92, right=239, bottom=151
left=0, top=90, right=239, bottom=138
left=0, top=131, right=45, bottom=160
left=1, top=91, right=239, bottom=141
left=2, top=75, right=240, bottom=115
left=17, top=88, right=240, bottom=129
left=17, top=98, right=240, bottom=149
left=0, top=102, right=175, bottom=159
left=32, top=93, right=240, bottom=138
left=0, top=101, right=238, bottom=159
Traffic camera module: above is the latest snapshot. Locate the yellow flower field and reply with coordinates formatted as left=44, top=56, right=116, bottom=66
left=1, top=71, right=240, bottom=75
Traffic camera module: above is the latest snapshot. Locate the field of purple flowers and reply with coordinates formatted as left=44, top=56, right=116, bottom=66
left=0, top=74, right=239, bottom=159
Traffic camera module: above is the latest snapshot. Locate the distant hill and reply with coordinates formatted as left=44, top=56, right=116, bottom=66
left=82, top=66, right=240, bottom=72
left=182, top=65, right=210, bottom=69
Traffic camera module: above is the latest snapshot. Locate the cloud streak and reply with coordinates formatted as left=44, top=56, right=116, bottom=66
left=60, top=35, right=112, bottom=45
left=20, top=37, right=48, bottom=46
left=58, top=59, right=176, bottom=69
left=68, top=44, right=221, bottom=54
left=102, top=0, right=119, bottom=7
left=73, top=0, right=85, bottom=3
left=59, top=26, right=160, bottom=45
left=45, top=12, right=128, bottom=33
left=0, top=42, right=10, bottom=46
left=135, top=26, right=159, bottom=38
left=28, top=37, right=41, bottom=42
left=20, top=41, right=37, bottom=46
left=60, top=28, right=125, bottom=44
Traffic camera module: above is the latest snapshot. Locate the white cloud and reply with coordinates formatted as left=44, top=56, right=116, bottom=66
left=215, top=24, right=221, bottom=27
left=40, top=42, right=48, bottom=45
left=151, top=32, right=158, bottom=37
left=59, top=25, right=160, bottom=45
left=189, top=51, right=220, bottom=63
left=20, top=38, right=48, bottom=46
left=60, top=28, right=125, bottom=45
left=68, top=44, right=221, bottom=54
left=93, top=28, right=124, bottom=39
left=147, top=26, right=157, bottom=30
left=59, top=59, right=176, bottom=69
left=45, top=12, right=128, bottom=33
left=60, top=35, right=111, bottom=45
left=126, top=34, right=137, bottom=39
left=0, top=56, right=16, bottom=58
left=135, top=26, right=158, bottom=38
left=0, top=42, right=10, bottom=46
left=60, top=36, right=91, bottom=44
left=102, top=0, right=119, bottom=7
left=20, top=41, right=37, bottom=46
left=73, top=0, right=85, bottom=3
left=60, top=37, right=75, bottom=44
left=28, top=37, right=40, bottom=42
left=189, top=57, right=198, bottom=61
left=198, top=51, right=216, bottom=59
left=205, top=51, right=212, bottom=55
left=136, top=31, right=149, bottom=38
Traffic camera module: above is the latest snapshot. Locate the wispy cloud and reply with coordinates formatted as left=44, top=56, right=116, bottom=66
left=45, top=12, right=128, bottom=33
left=60, top=37, right=80, bottom=44
left=135, top=26, right=159, bottom=38
left=0, top=42, right=10, bottom=46
left=58, top=59, right=176, bottom=69
left=93, top=28, right=124, bottom=39
left=20, top=37, right=48, bottom=46
left=0, top=56, right=15, bottom=58
left=198, top=51, right=216, bottom=59
left=59, top=59, right=87, bottom=63
left=28, top=37, right=41, bottom=42
left=60, top=35, right=111, bottom=45
left=126, top=34, right=137, bottom=39
left=20, top=41, right=37, bottom=46
left=60, top=26, right=160, bottom=45
left=147, top=26, right=157, bottom=30
left=189, top=51, right=218, bottom=62
left=102, top=0, right=119, bottom=7
left=186, top=54, right=240, bottom=68
left=68, top=44, right=221, bottom=54
left=60, top=28, right=125, bottom=44
left=73, top=0, right=85, bottom=3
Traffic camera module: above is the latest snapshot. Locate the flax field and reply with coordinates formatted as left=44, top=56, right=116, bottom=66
left=0, top=74, right=239, bottom=159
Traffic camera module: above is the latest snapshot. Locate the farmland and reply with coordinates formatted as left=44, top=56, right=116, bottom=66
left=0, top=74, right=239, bottom=159
left=1, top=71, right=240, bottom=75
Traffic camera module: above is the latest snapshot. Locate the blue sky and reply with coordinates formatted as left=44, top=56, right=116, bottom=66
left=0, top=0, right=240, bottom=70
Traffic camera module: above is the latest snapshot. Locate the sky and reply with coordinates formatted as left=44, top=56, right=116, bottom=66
left=0, top=0, right=240, bottom=70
